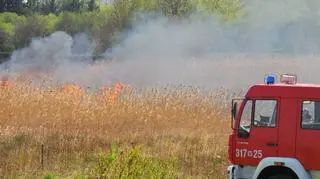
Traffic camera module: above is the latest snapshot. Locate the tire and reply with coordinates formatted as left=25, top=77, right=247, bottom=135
left=267, top=174, right=298, bottom=179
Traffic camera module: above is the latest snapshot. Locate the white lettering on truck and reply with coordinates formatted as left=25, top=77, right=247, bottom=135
left=235, top=148, right=263, bottom=159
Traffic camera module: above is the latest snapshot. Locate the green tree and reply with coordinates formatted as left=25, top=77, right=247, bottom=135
left=26, top=0, right=40, bottom=11
left=61, top=0, right=86, bottom=12
left=5, top=0, right=24, bottom=14
left=88, top=0, right=97, bottom=11
left=0, top=0, right=5, bottom=12
left=40, top=0, right=61, bottom=15
left=21, top=0, right=41, bottom=15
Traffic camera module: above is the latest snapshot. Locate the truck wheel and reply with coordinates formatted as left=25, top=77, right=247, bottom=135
left=267, top=174, right=298, bottom=179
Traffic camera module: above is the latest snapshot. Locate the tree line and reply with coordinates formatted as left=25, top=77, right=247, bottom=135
left=0, top=0, right=243, bottom=63
left=0, top=0, right=98, bottom=15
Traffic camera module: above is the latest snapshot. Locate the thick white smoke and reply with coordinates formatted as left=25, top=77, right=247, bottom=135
left=2, top=0, right=320, bottom=91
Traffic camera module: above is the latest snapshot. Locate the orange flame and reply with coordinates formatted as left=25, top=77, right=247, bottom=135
left=62, top=83, right=84, bottom=96
left=0, top=76, right=12, bottom=89
left=0, top=76, right=130, bottom=103
left=101, top=81, right=130, bottom=103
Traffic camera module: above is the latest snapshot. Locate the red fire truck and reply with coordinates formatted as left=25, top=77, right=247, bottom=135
left=227, top=74, right=320, bottom=179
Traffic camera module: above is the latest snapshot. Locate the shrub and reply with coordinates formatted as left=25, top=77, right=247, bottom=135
left=89, top=145, right=180, bottom=178
left=157, top=0, right=195, bottom=17
left=0, top=12, right=26, bottom=35
left=13, top=14, right=57, bottom=48
left=0, top=27, right=14, bottom=57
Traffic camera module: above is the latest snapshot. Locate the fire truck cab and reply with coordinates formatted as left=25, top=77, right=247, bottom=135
left=227, top=74, right=320, bottom=179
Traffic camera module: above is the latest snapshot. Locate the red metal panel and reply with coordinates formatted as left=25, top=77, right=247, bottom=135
left=278, top=98, right=297, bottom=157
left=296, top=99, right=320, bottom=170
left=232, top=98, right=279, bottom=166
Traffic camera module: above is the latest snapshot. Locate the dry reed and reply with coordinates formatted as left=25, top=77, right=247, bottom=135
left=0, top=77, right=235, bottom=178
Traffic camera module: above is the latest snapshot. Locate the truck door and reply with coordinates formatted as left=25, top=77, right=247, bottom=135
left=296, top=100, right=320, bottom=170
left=233, top=98, right=279, bottom=166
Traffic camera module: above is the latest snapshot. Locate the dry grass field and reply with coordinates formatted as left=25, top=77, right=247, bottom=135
left=0, top=76, right=235, bottom=178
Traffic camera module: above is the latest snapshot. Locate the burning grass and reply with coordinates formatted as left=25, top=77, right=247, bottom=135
left=0, top=78, right=234, bottom=178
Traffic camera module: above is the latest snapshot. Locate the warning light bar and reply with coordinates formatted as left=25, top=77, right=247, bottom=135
left=280, top=74, right=297, bottom=85
left=265, top=74, right=276, bottom=85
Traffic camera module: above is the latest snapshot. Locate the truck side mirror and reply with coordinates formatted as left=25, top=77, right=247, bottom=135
left=232, top=102, right=238, bottom=119
left=231, top=102, right=238, bottom=130
left=238, top=127, right=250, bottom=138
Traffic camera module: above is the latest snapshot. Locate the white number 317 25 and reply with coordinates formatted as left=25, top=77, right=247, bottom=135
left=235, top=149, right=263, bottom=159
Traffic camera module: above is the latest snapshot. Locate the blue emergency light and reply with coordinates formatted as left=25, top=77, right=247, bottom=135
left=265, top=74, right=276, bottom=84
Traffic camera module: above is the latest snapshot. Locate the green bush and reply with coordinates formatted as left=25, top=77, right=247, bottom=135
left=43, top=13, right=61, bottom=33
left=0, top=27, right=14, bottom=56
left=83, top=6, right=114, bottom=54
left=195, top=0, right=244, bottom=19
left=13, top=14, right=57, bottom=49
left=0, top=13, right=23, bottom=55
left=89, top=145, right=180, bottom=178
left=55, top=12, right=85, bottom=36
left=0, top=12, right=26, bottom=35
left=157, top=0, right=195, bottom=17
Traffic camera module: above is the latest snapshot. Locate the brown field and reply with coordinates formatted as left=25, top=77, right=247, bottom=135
left=0, top=77, right=236, bottom=178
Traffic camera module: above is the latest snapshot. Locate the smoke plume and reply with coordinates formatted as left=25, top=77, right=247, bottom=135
left=2, top=0, right=320, bottom=91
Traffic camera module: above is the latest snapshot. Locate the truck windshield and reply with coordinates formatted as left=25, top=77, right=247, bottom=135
left=238, top=99, right=277, bottom=138
left=254, top=100, right=277, bottom=127
left=239, top=100, right=253, bottom=134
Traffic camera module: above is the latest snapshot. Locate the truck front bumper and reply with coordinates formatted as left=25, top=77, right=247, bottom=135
left=227, top=165, right=236, bottom=179
left=227, top=164, right=256, bottom=179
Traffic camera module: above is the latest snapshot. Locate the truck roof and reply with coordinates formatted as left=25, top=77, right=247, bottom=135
left=246, top=83, right=320, bottom=99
